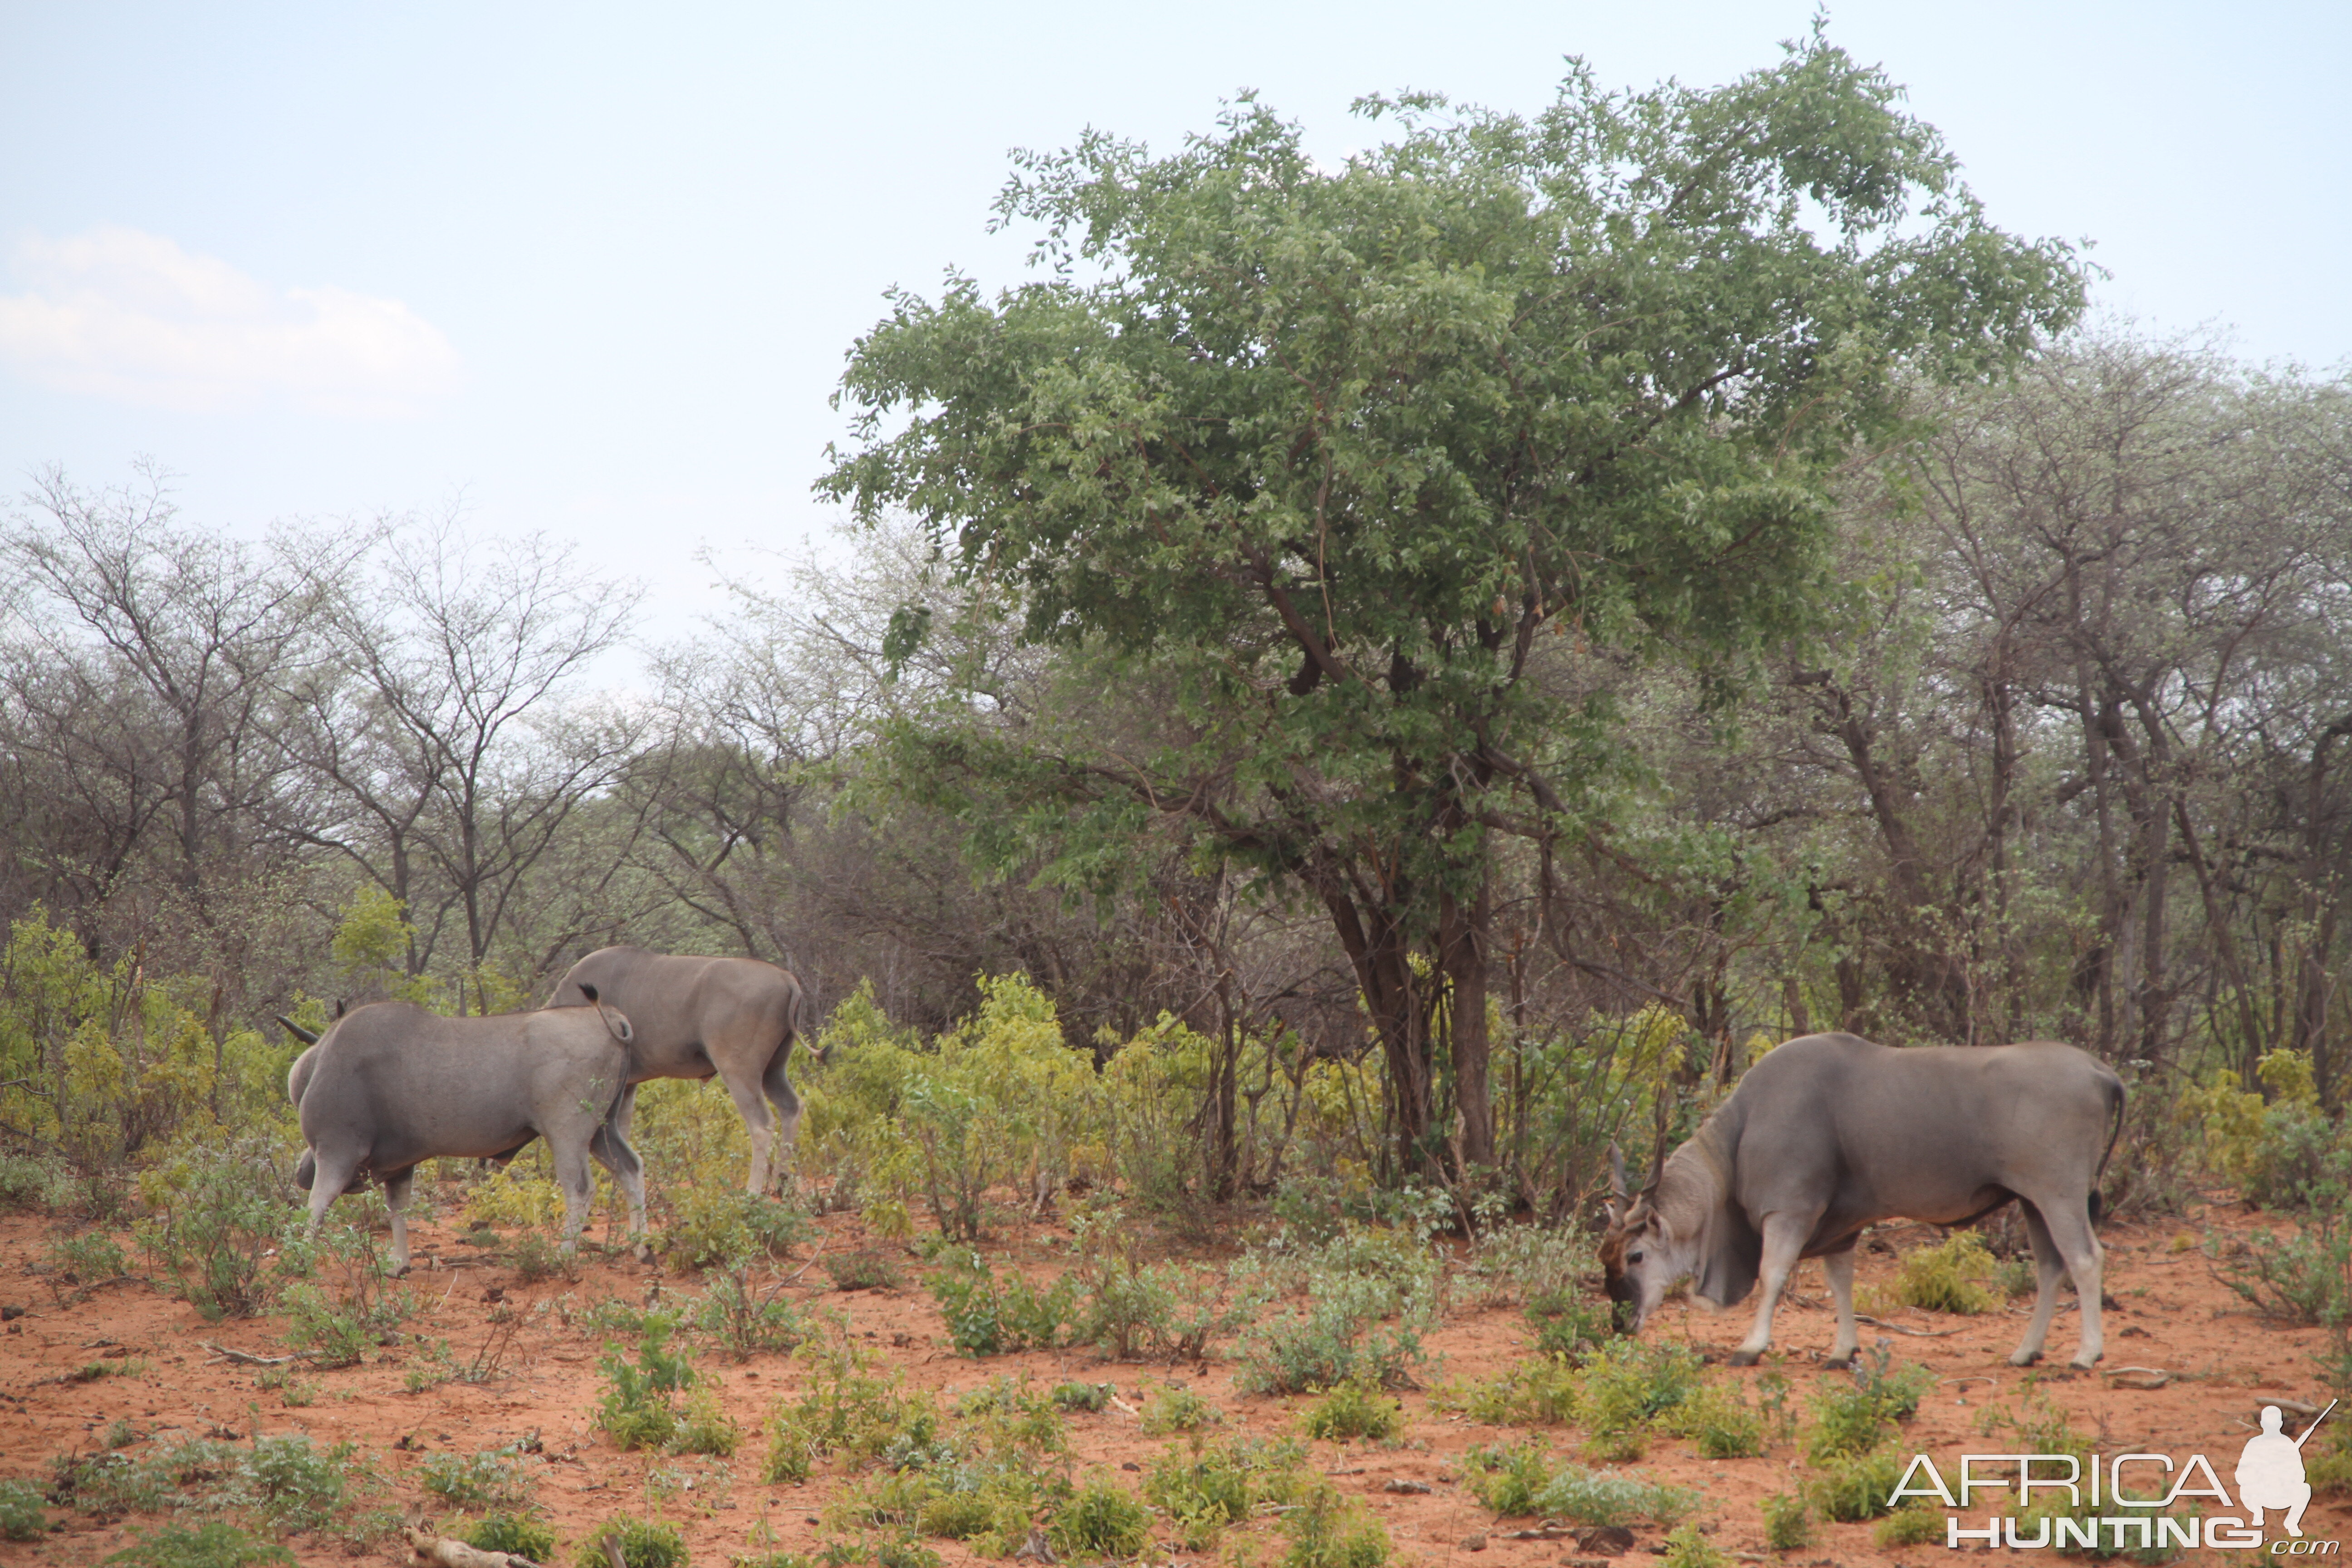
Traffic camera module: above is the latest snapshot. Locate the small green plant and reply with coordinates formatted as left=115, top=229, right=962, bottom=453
left=1144, top=1437, right=1308, bottom=1551
left=1050, top=1381, right=1112, bottom=1412
left=1450, top=1356, right=1579, bottom=1425
left=416, top=1446, right=536, bottom=1512
left=762, top=1338, right=940, bottom=1484
left=0, top=1477, right=49, bottom=1541
left=661, top=1188, right=809, bottom=1271
left=1461, top=1443, right=1695, bottom=1528
left=675, top=1383, right=743, bottom=1457
left=278, top=1229, right=411, bottom=1367
left=1140, top=1384, right=1220, bottom=1436
left=1048, top=1474, right=1151, bottom=1558
left=926, top=1254, right=1077, bottom=1356
left=1463, top=1441, right=1551, bottom=1515
left=1573, top=1338, right=1703, bottom=1460
left=578, top=1515, right=687, bottom=1568
left=1659, top=1523, right=1727, bottom=1568
left=1280, top=1479, right=1391, bottom=1568
left=135, top=1139, right=289, bottom=1320
left=1668, top=1380, right=1765, bottom=1459
left=1760, top=1492, right=1810, bottom=1551
left=1805, top=1449, right=1905, bottom=1522
left=466, top=1514, right=557, bottom=1561
left=1303, top=1381, right=1401, bottom=1442
left=234, top=1434, right=363, bottom=1534
left=824, top=1249, right=905, bottom=1292
left=1877, top=1231, right=1998, bottom=1315
left=596, top=1313, right=696, bottom=1451
left=1523, top=1287, right=1612, bottom=1360
left=695, top=1263, right=811, bottom=1360
left=44, top=1228, right=130, bottom=1299
left=1873, top=1505, right=1944, bottom=1547
left=102, top=1522, right=296, bottom=1568
left=509, top=1232, right=578, bottom=1285
left=1805, top=1348, right=1933, bottom=1463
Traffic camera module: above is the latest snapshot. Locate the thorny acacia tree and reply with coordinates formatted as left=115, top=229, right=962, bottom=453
left=824, top=37, right=2086, bottom=1180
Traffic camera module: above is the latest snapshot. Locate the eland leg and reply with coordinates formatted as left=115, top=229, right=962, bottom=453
left=1730, top=1211, right=1816, bottom=1367
left=590, top=1120, right=652, bottom=1262
left=1821, top=1244, right=1862, bottom=1368
left=382, top=1166, right=417, bottom=1275
left=719, top=1066, right=781, bottom=1197
left=303, top=1147, right=363, bottom=1244
left=2035, top=1199, right=2106, bottom=1369
left=761, top=1049, right=803, bottom=1191
left=551, top=1138, right=598, bottom=1255
left=2011, top=1205, right=2067, bottom=1366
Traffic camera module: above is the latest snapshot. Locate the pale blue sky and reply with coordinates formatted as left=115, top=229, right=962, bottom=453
left=3, top=2, right=2346, bottom=662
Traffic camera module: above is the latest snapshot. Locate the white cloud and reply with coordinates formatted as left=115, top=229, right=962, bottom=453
left=0, top=227, right=461, bottom=417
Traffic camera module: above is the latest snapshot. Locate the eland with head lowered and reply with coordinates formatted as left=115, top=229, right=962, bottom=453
left=283, top=991, right=650, bottom=1273
left=1601, top=1032, right=2124, bottom=1370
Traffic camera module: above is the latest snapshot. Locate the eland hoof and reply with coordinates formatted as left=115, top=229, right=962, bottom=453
left=2009, top=1349, right=2044, bottom=1367
left=1823, top=1354, right=1854, bottom=1371
left=1728, top=1348, right=1763, bottom=1367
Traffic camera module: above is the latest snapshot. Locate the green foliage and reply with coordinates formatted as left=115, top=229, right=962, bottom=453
left=136, top=1138, right=291, bottom=1320
left=277, top=1224, right=411, bottom=1366
left=2211, top=1134, right=2352, bottom=1326
left=1462, top=1441, right=1551, bottom=1515
left=1463, top=1220, right=1596, bottom=1309
left=1760, top=1492, right=1811, bottom=1551
left=103, top=1523, right=295, bottom=1568
left=823, top=1249, right=905, bottom=1292
left=1804, top=1348, right=1933, bottom=1463
left=1144, top=1437, right=1308, bottom=1551
left=675, top=1383, right=743, bottom=1457
left=1873, top=1506, right=1944, bottom=1547
left=693, top=1262, right=813, bottom=1359
left=1660, top=1524, right=1728, bottom=1568
left=577, top=1516, right=687, bottom=1568
left=0, top=1150, right=75, bottom=1211
left=762, top=1338, right=940, bottom=1485
left=229, top=1435, right=363, bottom=1534
left=596, top=1312, right=696, bottom=1451
left=1279, top=1480, right=1391, bottom=1568
left=1046, top=1474, right=1150, bottom=1559
left=1302, top=1381, right=1401, bottom=1442
left=0, top=1477, right=48, bottom=1541
left=417, top=1446, right=536, bottom=1512
left=1523, top=1288, right=1612, bottom=1361
left=1460, top=1442, right=1695, bottom=1527
left=43, top=1226, right=129, bottom=1298
left=660, top=1188, right=810, bottom=1271
left=1138, top=1384, right=1220, bottom=1436
left=1666, top=1380, right=1766, bottom=1459
left=1066, top=1200, right=1247, bottom=1361
left=1571, top=1338, right=1703, bottom=1460
left=1233, top=1219, right=1439, bottom=1394
left=926, top=1252, right=1078, bottom=1356
left=1805, top=1449, right=1905, bottom=1522
left=822, top=37, right=2083, bottom=1177
left=1050, top=1382, right=1112, bottom=1412
left=1877, top=1230, right=1998, bottom=1315
left=466, top=1514, right=557, bottom=1561
left=1450, top=1357, right=1580, bottom=1426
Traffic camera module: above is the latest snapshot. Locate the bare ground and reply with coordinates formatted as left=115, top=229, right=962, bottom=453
left=0, top=1197, right=2343, bottom=1567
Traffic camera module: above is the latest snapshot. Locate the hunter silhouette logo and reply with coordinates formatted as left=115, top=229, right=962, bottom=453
left=1890, top=1397, right=2339, bottom=1552
left=2239, top=1400, right=2333, bottom=1538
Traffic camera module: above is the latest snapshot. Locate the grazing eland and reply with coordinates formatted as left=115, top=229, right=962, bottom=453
left=545, top=947, right=813, bottom=1196
left=1601, top=1032, right=2124, bottom=1369
left=283, top=991, right=649, bottom=1272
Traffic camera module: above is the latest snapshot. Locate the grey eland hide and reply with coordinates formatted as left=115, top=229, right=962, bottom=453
left=546, top=946, right=810, bottom=1196
left=1601, top=1032, right=2124, bottom=1369
left=286, top=995, right=648, bottom=1272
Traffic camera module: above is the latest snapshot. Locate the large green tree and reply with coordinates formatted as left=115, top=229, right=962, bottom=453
left=823, top=34, right=2083, bottom=1180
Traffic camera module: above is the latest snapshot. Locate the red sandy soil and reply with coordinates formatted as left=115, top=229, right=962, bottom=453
left=0, top=1196, right=2344, bottom=1567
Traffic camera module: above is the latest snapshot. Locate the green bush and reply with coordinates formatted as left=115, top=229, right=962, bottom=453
left=466, top=1514, right=557, bottom=1561
left=674, top=1384, right=742, bottom=1457
left=1523, top=1287, right=1612, bottom=1360
left=43, top=1228, right=129, bottom=1299
left=1232, top=1227, right=1438, bottom=1395
left=1805, top=1349, right=1932, bottom=1463
left=661, top=1188, right=810, bottom=1271
left=1050, top=1381, right=1112, bottom=1412
left=596, top=1313, right=696, bottom=1451
left=1806, top=1449, right=1905, bottom=1522
left=1451, top=1357, right=1579, bottom=1426
left=1303, top=1381, right=1401, bottom=1442
left=1280, top=1480, right=1391, bottom=1568
left=0, top=1477, right=48, bottom=1541
left=1573, top=1338, right=1702, bottom=1460
left=1760, top=1492, right=1810, bottom=1551
left=694, top=1262, right=811, bottom=1359
left=1047, top=1474, right=1151, bottom=1559
left=1140, top=1385, right=1220, bottom=1436
left=1668, top=1380, right=1764, bottom=1459
left=135, top=1138, right=290, bottom=1320
left=578, top=1516, right=687, bottom=1568
left=926, top=1255, right=1077, bottom=1356
left=1873, top=1506, right=1944, bottom=1547
left=823, top=1249, right=905, bottom=1292
left=763, top=1339, right=941, bottom=1484
left=231, top=1435, right=362, bottom=1534
left=0, top=1151, right=74, bottom=1211
left=102, top=1523, right=295, bottom=1568
left=1145, top=1437, right=1308, bottom=1551
left=1878, top=1231, right=1998, bottom=1315
left=277, top=1227, right=412, bottom=1367
left=417, top=1446, right=535, bottom=1512
left=1660, top=1524, right=1727, bottom=1568
left=1460, top=1443, right=1694, bottom=1529
left=1462, top=1441, right=1551, bottom=1515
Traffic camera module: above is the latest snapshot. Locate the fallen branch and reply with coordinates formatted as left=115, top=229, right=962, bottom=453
left=200, top=1342, right=312, bottom=1367
left=404, top=1527, right=540, bottom=1568
left=1852, top=1316, right=1964, bottom=1337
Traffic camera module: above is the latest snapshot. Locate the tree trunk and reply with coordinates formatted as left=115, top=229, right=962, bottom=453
left=1441, top=878, right=1495, bottom=1173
